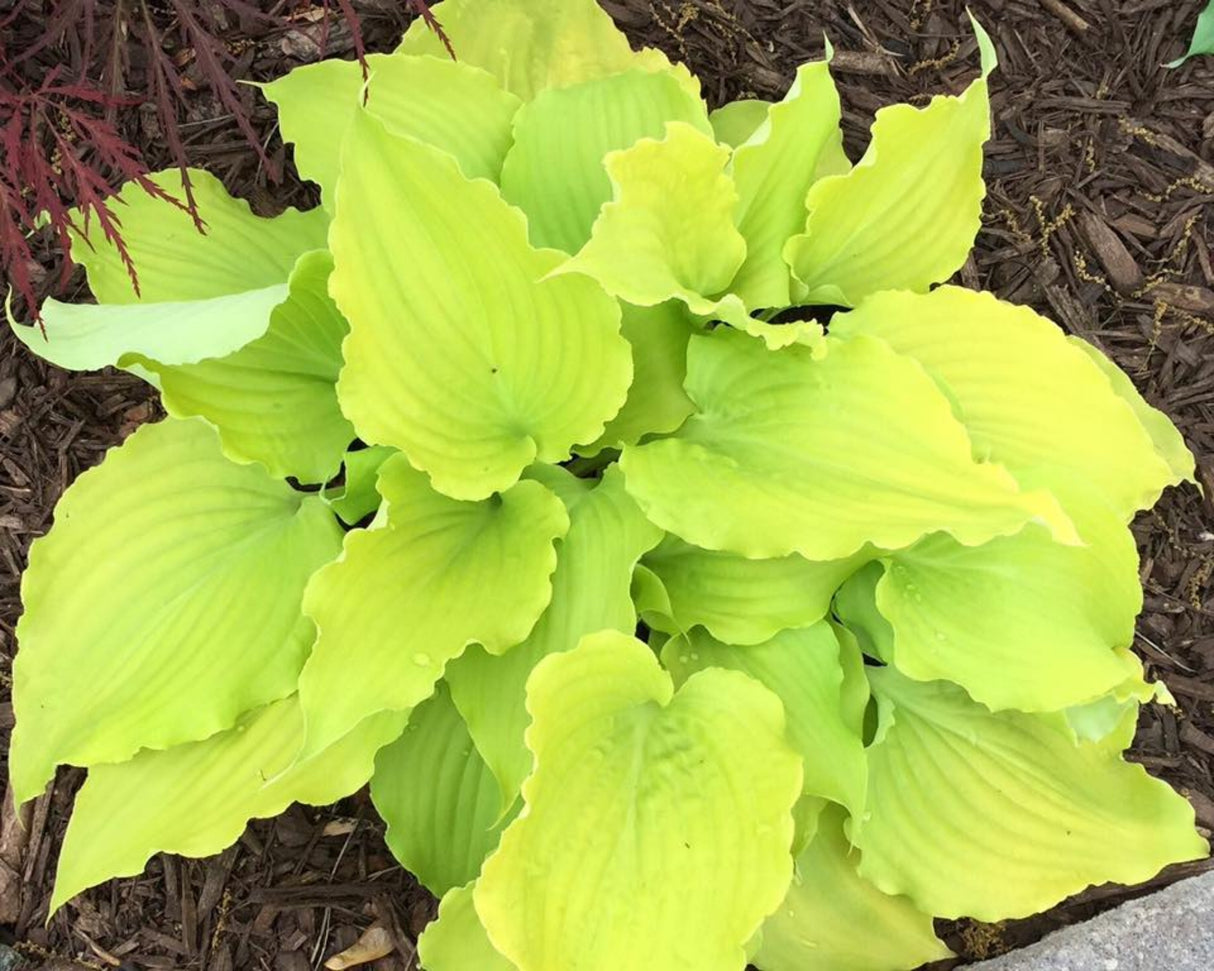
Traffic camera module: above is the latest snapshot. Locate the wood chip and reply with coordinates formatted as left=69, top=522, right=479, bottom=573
left=831, top=50, right=899, bottom=76
left=0, top=786, right=29, bottom=925
left=1078, top=211, right=1144, bottom=294
left=325, top=925, right=395, bottom=970
left=1150, top=283, right=1214, bottom=317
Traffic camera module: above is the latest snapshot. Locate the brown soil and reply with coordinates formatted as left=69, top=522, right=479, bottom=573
left=1, top=1, right=1212, bottom=968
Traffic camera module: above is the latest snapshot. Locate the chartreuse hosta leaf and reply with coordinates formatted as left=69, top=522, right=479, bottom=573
left=475, top=631, right=802, bottom=971
left=785, top=20, right=995, bottom=306
left=330, top=108, right=631, bottom=500
left=710, top=99, right=770, bottom=148
left=558, top=122, right=747, bottom=317
left=14, top=171, right=323, bottom=371
left=132, top=250, right=353, bottom=482
left=621, top=327, right=1076, bottom=560
left=831, top=286, right=1186, bottom=516
left=833, top=563, right=894, bottom=662
left=69, top=167, right=327, bottom=304
left=1068, top=336, right=1196, bottom=484
left=661, top=622, right=868, bottom=839
left=10, top=418, right=343, bottom=806
left=755, top=805, right=950, bottom=971
left=325, top=445, right=398, bottom=526
left=397, top=0, right=688, bottom=101
left=297, top=453, right=567, bottom=761
left=854, top=668, right=1208, bottom=921
left=873, top=494, right=1147, bottom=711
left=420, top=884, right=516, bottom=971
left=444, top=466, right=662, bottom=812
left=370, top=684, right=506, bottom=896
left=729, top=56, right=844, bottom=309
left=500, top=69, right=711, bottom=254
left=641, top=534, right=869, bottom=645
left=262, top=53, right=521, bottom=207
left=53, top=697, right=406, bottom=912
left=12, top=285, right=289, bottom=373
left=584, top=301, right=697, bottom=452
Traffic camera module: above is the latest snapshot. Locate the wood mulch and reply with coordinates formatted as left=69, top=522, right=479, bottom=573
left=0, top=0, right=1211, bottom=968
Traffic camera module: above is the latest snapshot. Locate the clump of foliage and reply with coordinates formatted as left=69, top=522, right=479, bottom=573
left=10, top=1, right=1209, bottom=968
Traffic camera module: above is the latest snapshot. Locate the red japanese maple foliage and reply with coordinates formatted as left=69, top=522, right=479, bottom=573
left=0, top=0, right=448, bottom=327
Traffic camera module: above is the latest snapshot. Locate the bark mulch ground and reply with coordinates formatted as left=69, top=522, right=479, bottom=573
left=0, top=1, right=1212, bottom=968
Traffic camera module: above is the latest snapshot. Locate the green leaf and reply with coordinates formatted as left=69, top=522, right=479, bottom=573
left=557, top=122, right=747, bottom=315
left=1166, top=0, right=1214, bottom=67
left=69, top=168, right=328, bottom=304
left=475, top=630, right=803, bottom=971
left=732, top=317, right=827, bottom=351
left=784, top=21, right=995, bottom=306
left=875, top=496, right=1144, bottom=711
left=854, top=668, right=1209, bottom=921
left=660, top=622, right=868, bottom=825
left=325, top=445, right=398, bottom=526
left=11, top=418, right=343, bottom=806
left=330, top=109, right=632, bottom=500
left=499, top=69, right=711, bottom=254
left=584, top=301, right=697, bottom=452
left=262, top=53, right=521, bottom=207
left=755, top=805, right=950, bottom=971
left=642, top=534, right=868, bottom=645
left=397, top=0, right=649, bottom=100
left=1068, top=336, right=1195, bottom=485
left=709, top=98, right=771, bottom=149
left=419, top=884, right=517, bottom=971
left=133, top=250, right=353, bottom=483
left=621, top=327, right=1076, bottom=560
left=13, top=284, right=288, bottom=373
left=730, top=58, right=843, bottom=309
left=833, top=563, right=894, bottom=662
left=831, top=286, right=1181, bottom=517
left=297, top=454, right=568, bottom=761
left=53, top=697, right=406, bottom=913
left=371, top=684, right=507, bottom=896
left=445, top=466, right=662, bottom=811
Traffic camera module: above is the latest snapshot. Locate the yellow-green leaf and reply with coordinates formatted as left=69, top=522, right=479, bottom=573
left=444, top=467, right=662, bottom=811
left=52, top=697, right=405, bottom=913
left=875, top=495, right=1144, bottom=711
left=499, top=69, right=711, bottom=254
left=830, top=286, right=1180, bottom=517
left=661, top=622, right=868, bottom=826
left=642, top=534, right=869, bottom=645
left=557, top=121, right=746, bottom=315
left=1068, top=336, right=1195, bottom=485
left=330, top=109, right=631, bottom=500
left=419, top=884, right=517, bottom=971
left=136, top=250, right=353, bottom=483
left=621, top=327, right=1076, bottom=560
left=755, top=805, right=950, bottom=971
left=11, top=418, right=343, bottom=806
left=730, top=58, right=843, bottom=309
left=397, top=0, right=645, bottom=100
left=784, top=22, right=995, bottom=306
left=262, top=53, right=521, bottom=207
left=296, top=454, right=568, bottom=761
left=371, top=684, right=507, bottom=896
left=475, top=631, right=802, bottom=971
left=69, top=168, right=327, bottom=304
left=325, top=445, right=397, bottom=526
left=855, top=668, right=1208, bottom=921
left=584, top=301, right=697, bottom=452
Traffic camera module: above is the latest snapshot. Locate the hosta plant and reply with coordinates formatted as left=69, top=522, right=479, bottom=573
left=10, top=2, right=1209, bottom=969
